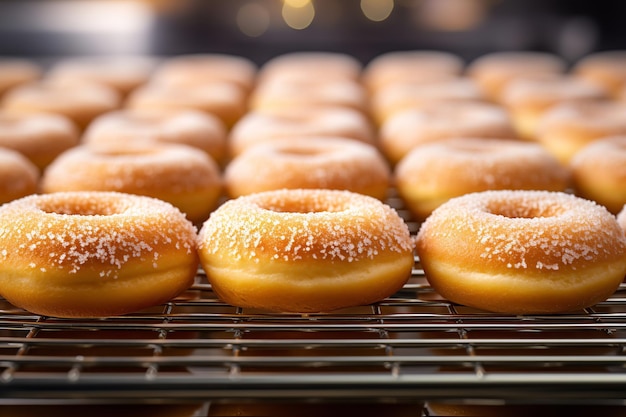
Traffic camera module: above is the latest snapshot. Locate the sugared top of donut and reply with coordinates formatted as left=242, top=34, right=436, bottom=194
left=417, top=190, right=626, bottom=272
left=199, top=189, right=413, bottom=263
left=0, top=192, right=197, bottom=279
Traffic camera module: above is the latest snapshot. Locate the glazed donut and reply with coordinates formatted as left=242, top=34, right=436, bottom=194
left=573, top=50, right=626, bottom=97
left=41, top=143, right=222, bottom=223
left=379, top=102, right=516, bottom=165
left=250, top=78, right=368, bottom=113
left=83, top=109, right=227, bottom=164
left=363, top=50, right=464, bottom=93
left=370, top=77, right=485, bottom=125
left=536, top=101, right=626, bottom=164
left=0, top=110, right=79, bottom=170
left=151, top=53, right=257, bottom=93
left=415, top=190, right=626, bottom=314
left=0, top=191, right=198, bottom=318
left=395, top=138, right=571, bottom=220
left=228, top=107, right=375, bottom=157
left=571, top=136, right=626, bottom=214
left=126, top=82, right=247, bottom=128
left=502, top=76, right=606, bottom=140
left=0, top=58, right=41, bottom=97
left=197, top=189, right=414, bottom=313
left=48, top=56, right=156, bottom=97
left=468, top=51, right=567, bottom=102
left=0, top=147, right=39, bottom=204
left=3, top=80, right=121, bottom=131
left=225, top=137, right=391, bottom=199
left=258, top=52, right=362, bottom=84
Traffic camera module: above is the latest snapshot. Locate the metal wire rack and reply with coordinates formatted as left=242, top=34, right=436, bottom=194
left=0, top=194, right=626, bottom=415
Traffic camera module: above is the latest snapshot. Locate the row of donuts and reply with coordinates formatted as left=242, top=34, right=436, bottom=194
left=1, top=50, right=626, bottom=222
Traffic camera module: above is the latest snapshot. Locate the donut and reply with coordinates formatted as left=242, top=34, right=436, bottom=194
left=41, top=143, right=222, bottom=224
left=379, top=102, right=516, bottom=165
left=501, top=76, right=606, bottom=140
left=617, top=205, right=626, bottom=234
left=224, top=137, right=391, bottom=199
left=228, top=107, right=375, bottom=157
left=0, top=191, right=198, bottom=318
left=427, top=402, right=626, bottom=417
left=467, top=51, right=567, bottom=101
left=83, top=109, right=227, bottom=164
left=370, top=77, right=485, bottom=125
left=363, top=50, right=464, bottom=93
left=151, top=53, right=257, bottom=93
left=415, top=190, right=626, bottom=314
left=573, top=50, right=626, bottom=97
left=2, top=80, right=121, bottom=131
left=0, top=147, right=39, bottom=204
left=571, top=136, right=626, bottom=214
left=395, top=138, right=571, bottom=220
left=126, top=82, right=247, bottom=128
left=250, top=78, right=368, bottom=113
left=536, top=101, right=626, bottom=164
left=0, top=58, right=41, bottom=97
left=258, top=52, right=362, bottom=84
left=0, top=110, right=79, bottom=170
left=197, top=189, right=414, bottom=313
left=48, top=56, right=156, bottom=97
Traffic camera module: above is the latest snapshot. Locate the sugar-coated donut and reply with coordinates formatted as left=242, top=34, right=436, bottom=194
left=228, top=107, right=375, bottom=157
left=416, top=190, right=626, bottom=314
left=571, top=136, right=626, bottom=214
left=574, top=50, right=626, bottom=97
left=468, top=51, right=567, bottom=101
left=83, top=109, right=227, bottom=164
left=617, top=205, right=626, bottom=234
left=0, top=111, right=79, bottom=170
left=536, top=101, right=626, bottom=164
left=258, top=52, right=362, bottom=84
left=370, top=77, right=485, bottom=125
left=126, top=82, right=246, bottom=128
left=0, top=147, right=39, bottom=204
left=502, top=77, right=606, bottom=140
left=0, top=58, right=41, bottom=97
left=225, top=137, right=390, bottom=199
left=41, top=143, right=222, bottom=223
left=151, top=53, right=257, bottom=93
left=198, top=189, right=414, bottom=313
left=396, top=138, right=571, bottom=220
left=3, top=80, right=121, bottom=131
left=0, top=191, right=198, bottom=318
left=48, top=56, right=156, bottom=97
left=250, top=78, right=368, bottom=113
left=380, top=102, right=516, bottom=164
left=363, top=50, right=464, bottom=93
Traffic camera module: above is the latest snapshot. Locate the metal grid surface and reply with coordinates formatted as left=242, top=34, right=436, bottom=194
left=0, top=196, right=625, bottom=410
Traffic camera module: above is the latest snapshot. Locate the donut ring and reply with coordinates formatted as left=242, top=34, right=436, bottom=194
left=416, top=190, right=626, bottom=314
left=0, top=147, right=39, bottom=204
left=41, top=143, right=222, bottom=224
left=571, top=136, right=626, bottom=214
left=0, top=191, right=198, bottom=318
left=395, top=138, right=571, bottom=220
left=198, top=189, right=414, bottom=313
left=224, top=137, right=390, bottom=200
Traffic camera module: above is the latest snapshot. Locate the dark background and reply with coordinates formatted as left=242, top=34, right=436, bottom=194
left=0, top=0, right=624, bottom=66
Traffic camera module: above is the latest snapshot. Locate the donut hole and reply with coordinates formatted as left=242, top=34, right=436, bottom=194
left=37, top=198, right=123, bottom=216
left=276, top=145, right=328, bottom=158
left=487, top=200, right=564, bottom=219
left=257, top=194, right=347, bottom=214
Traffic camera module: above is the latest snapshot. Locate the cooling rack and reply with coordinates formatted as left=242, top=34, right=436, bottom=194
left=0, top=195, right=625, bottom=415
